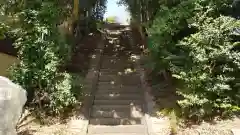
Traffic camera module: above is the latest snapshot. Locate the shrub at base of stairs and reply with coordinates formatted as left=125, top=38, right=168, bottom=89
left=147, top=0, right=240, bottom=120
left=8, top=1, right=79, bottom=115
left=174, top=16, right=240, bottom=120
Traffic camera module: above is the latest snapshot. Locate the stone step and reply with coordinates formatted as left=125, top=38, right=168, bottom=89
left=101, top=56, right=122, bottom=60
left=98, top=71, right=120, bottom=76
left=98, top=73, right=140, bottom=79
left=98, top=76, right=141, bottom=84
left=96, top=90, right=141, bottom=94
left=97, top=86, right=143, bottom=93
left=98, top=81, right=141, bottom=86
left=100, top=65, right=135, bottom=69
left=100, top=58, right=130, bottom=63
left=88, top=125, right=146, bottom=134
left=101, top=62, right=134, bottom=68
left=94, top=99, right=142, bottom=105
left=100, top=62, right=129, bottom=67
left=101, top=55, right=128, bottom=59
left=92, top=105, right=143, bottom=114
left=89, top=117, right=142, bottom=125
left=98, top=74, right=140, bottom=79
left=101, top=59, right=130, bottom=63
left=99, top=68, right=124, bottom=72
left=98, top=73, right=140, bottom=78
left=99, top=75, right=141, bottom=81
left=98, top=81, right=141, bottom=87
left=94, top=93, right=143, bottom=100
left=99, top=71, right=140, bottom=75
left=99, top=69, right=139, bottom=74
left=91, top=107, right=143, bottom=118
left=99, top=68, right=119, bottom=71
left=97, top=85, right=142, bottom=89
left=88, top=133, right=145, bottom=135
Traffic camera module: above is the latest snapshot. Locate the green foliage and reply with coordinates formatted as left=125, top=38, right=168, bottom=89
left=92, top=0, right=107, bottom=21
left=0, top=22, right=8, bottom=39
left=1, top=0, right=107, bottom=115
left=148, top=0, right=195, bottom=73
left=72, top=0, right=106, bottom=39
left=176, top=16, right=240, bottom=119
left=145, top=0, right=240, bottom=119
left=169, top=110, right=178, bottom=134
left=105, top=16, right=117, bottom=23
left=161, top=109, right=179, bottom=134
left=3, top=1, right=79, bottom=114
left=49, top=73, right=77, bottom=113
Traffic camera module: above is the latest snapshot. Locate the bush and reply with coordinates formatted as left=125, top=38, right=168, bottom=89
left=147, top=0, right=240, bottom=119
left=0, top=22, right=9, bottom=39
left=9, top=1, right=77, bottom=114
left=105, top=16, right=118, bottom=23
left=147, top=0, right=195, bottom=77
left=175, top=16, right=240, bottom=119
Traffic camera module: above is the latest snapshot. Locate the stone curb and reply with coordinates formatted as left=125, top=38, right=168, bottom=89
left=135, top=59, right=168, bottom=135
left=128, top=28, right=171, bottom=135
left=128, top=29, right=155, bottom=135
left=70, top=34, right=104, bottom=135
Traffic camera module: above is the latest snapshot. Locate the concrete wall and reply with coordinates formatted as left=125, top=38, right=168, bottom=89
left=0, top=53, right=18, bottom=77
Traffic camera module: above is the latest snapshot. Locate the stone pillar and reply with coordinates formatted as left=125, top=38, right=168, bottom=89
left=0, top=76, right=27, bottom=135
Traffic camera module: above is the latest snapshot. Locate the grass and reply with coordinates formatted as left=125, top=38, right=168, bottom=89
left=0, top=53, right=18, bottom=77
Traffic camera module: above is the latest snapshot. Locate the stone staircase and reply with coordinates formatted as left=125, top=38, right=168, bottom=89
left=87, top=28, right=147, bottom=135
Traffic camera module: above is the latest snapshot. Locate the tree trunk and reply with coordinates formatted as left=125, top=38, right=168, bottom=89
left=73, top=0, right=79, bottom=21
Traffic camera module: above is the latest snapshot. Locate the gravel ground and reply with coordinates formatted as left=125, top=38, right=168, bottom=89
left=17, top=118, right=87, bottom=135
left=177, top=118, right=240, bottom=135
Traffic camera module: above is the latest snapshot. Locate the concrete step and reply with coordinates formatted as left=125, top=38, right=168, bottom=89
left=97, top=87, right=143, bottom=94
left=98, top=73, right=140, bottom=77
left=88, top=133, right=145, bottom=135
left=91, top=107, right=143, bottom=118
left=99, top=68, right=139, bottom=73
left=94, top=99, right=142, bottom=105
left=94, top=93, right=143, bottom=100
left=100, top=65, right=135, bottom=69
left=101, top=55, right=126, bottom=59
left=98, top=74, right=141, bottom=80
left=101, top=62, right=134, bottom=68
left=100, top=59, right=132, bottom=64
left=98, top=81, right=141, bottom=86
left=97, top=85, right=143, bottom=91
left=88, top=125, right=146, bottom=134
left=96, top=90, right=141, bottom=95
left=92, top=105, right=143, bottom=114
left=101, top=57, right=122, bottom=61
left=98, top=76, right=141, bottom=85
left=99, top=69, right=140, bottom=75
left=99, top=68, right=121, bottom=72
left=89, top=117, right=142, bottom=125
left=98, top=75, right=118, bottom=81
left=98, top=81, right=141, bottom=87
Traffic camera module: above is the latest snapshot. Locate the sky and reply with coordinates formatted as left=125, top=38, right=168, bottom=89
left=104, top=0, right=130, bottom=24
